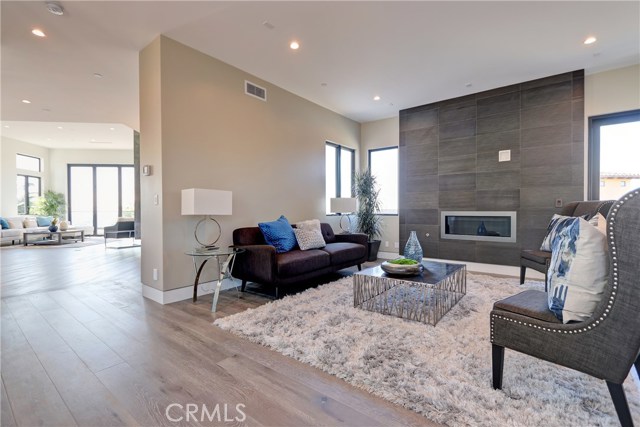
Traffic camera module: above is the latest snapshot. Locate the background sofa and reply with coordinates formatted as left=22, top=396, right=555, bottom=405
left=1, top=215, right=94, bottom=245
left=232, top=223, right=367, bottom=297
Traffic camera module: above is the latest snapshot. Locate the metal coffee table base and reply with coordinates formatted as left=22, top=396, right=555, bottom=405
left=354, top=262, right=466, bottom=326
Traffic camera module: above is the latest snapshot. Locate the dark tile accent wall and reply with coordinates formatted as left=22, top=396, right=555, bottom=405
left=399, top=70, right=584, bottom=266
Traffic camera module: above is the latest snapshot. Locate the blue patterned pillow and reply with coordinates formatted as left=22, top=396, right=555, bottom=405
left=36, top=216, right=53, bottom=227
left=540, top=214, right=575, bottom=251
left=0, top=217, right=8, bottom=229
left=547, top=217, right=608, bottom=323
left=258, top=215, right=297, bottom=253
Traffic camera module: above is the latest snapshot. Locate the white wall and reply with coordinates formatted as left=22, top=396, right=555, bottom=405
left=360, top=117, right=400, bottom=255
left=1, top=136, right=50, bottom=216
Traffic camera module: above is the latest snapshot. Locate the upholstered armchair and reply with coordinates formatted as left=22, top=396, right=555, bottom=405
left=492, top=189, right=640, bottom=426
left=520, top=200, right=615, bottom=290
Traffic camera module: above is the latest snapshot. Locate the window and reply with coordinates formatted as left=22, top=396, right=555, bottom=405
left=369, top=146, right=398, bottom=215
left=325, top=142, right=354, bottom=214
left=16, top=154, right=41, bottom=172
left=588, top=109, right=640, bottom=200
left=17, top=175, right=41, bottom=214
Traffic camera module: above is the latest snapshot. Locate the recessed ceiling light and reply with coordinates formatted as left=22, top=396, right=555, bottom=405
left=4, top=125, right=9, bottom=128
left=109, top=127, right=115, bottom=131
left=584, top=36, right=597, bottom=45
left=46, top=2, right=64, bottom=16
left=262, top=21, right=275, bottom=30
left=31, top=29, right=46, bottom=37
left=42, top=108, right=51, bottom=112
left=290, top=41, right=300, bottom=50
left=21, top=99, right=31, bottom=104
left=93, top=73, right=103, bottom=78
left=57, top=126, right=63, bottom=130
left=465, top=83, right=473, bottom=88
left=373, top=95, right=381, bottom=101
left=320, top=83, right=327, bottom=87
left=91, top=138, right=96, bottom=142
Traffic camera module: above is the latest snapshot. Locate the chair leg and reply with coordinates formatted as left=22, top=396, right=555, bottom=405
left=519, top=266, right=526, bottom=285
left=606, top=381, right=634, bottom=427
left=492, top=344, right=504, bottom=390
left=240, top=280, right=247, bottom=292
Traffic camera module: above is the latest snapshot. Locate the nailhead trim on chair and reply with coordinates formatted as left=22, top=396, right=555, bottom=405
left=491, top=190, right=638, bottom=341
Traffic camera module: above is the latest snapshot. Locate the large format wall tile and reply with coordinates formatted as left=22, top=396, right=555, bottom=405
left=399, top=70, right=584, bottom=266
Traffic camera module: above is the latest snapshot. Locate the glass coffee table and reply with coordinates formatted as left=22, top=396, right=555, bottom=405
left=353, top=260, right=466, bottom=325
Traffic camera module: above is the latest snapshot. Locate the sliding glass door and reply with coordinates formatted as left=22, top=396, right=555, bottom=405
left=68, top=164, right=134, bottom=235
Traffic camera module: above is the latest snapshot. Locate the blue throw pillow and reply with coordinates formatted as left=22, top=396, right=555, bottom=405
left=258, top=215, right=297, bottom=253
left=0, top=217, right=8, bottom=229
left=36, top=216, right=53, bottom=227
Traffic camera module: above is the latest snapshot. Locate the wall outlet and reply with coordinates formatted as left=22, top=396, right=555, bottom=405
left=385, top=241, right=389, bottom=247
left=498, top=150, right=511, bottom=162
left=394, top=242, right=399, bottom=249
left=153, top=268, right=158, bottom=281
left=153, top=194, right=159, bottom=205
left=555, top=198, right=563, bottom=208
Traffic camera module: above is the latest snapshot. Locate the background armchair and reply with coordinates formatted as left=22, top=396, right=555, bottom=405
left=104, top=217, right=137, bottom=248
left=520, top=200, right=615, bottom=290
left=492, top=189, right=640, bottom=426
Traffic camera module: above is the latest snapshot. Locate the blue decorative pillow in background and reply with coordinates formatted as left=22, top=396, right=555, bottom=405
left=0, top=217, right=9, bottom=229
left=547, top=217, right=608, bottom=323
left=258, top=215, right=297, bottom=253
left=36, top=216, right=53, bottom=227
left=540, top=214, right=575, bottom=251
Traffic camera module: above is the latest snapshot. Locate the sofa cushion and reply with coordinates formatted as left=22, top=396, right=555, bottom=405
left=276, top=249, right=330, bottom=277
left=547, top=217, right=608, bottom=323
left=321, top=242, right=366, bottom=265
left=319, top=223, right=337, bottom=244
left=258, top=215, right=297, bottom=253
left=0, top=217, right=8, bottom=229
left=36, top=216, right=53, bottom=226
left=23, top=218, right=38, bottom=228
left=293, top=228, right=326, bottom=250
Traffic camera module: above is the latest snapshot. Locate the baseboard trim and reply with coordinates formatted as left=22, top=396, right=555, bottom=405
left=142, top=278, right=239, bottom=305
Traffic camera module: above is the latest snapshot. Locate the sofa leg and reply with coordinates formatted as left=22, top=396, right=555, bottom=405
left=519, top=265, right=526, bottom=285
left=492, top=344, right=504, bottom=390
left=357, top=264, right=362, bottom=271
left=275, top=287, right=280, bottom=299
left=606, top=381, right=634, bottom=427
left=240, top=280, right=247, bottom=292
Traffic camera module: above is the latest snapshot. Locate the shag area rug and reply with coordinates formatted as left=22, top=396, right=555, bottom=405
left=214, top=274, right=640, bottom=426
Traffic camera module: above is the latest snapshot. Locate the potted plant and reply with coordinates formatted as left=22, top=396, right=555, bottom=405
left=32, top=190, right=66, bottom=226
left=353, top=169, right=383, bottom=261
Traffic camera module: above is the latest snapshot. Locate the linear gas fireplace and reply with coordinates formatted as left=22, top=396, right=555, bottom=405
left=440, top=211, right=517, bottom=243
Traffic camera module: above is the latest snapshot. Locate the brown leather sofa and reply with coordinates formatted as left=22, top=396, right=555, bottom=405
left=520, top=200, right=615, bottom=289
left=232, top=223, right=367, bottom=297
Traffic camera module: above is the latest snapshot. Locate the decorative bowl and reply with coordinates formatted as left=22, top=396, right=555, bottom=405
left=380, top=261, right=424, bottom=276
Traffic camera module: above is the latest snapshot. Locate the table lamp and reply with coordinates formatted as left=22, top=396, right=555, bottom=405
left=181, top=188, right=232, bottom=249
left=330, top=197, right=357, bottom=233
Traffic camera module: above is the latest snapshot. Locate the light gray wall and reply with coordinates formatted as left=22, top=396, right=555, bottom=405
left=139, top=36, right=360, bottom=292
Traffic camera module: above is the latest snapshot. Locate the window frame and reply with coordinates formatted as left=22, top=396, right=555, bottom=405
left=16, top=153, right=41, bottom=172
left=368, top=145, right=399, bottom=216
left=17, top=174, right=41, bottom=214
left=588, top=109, right=640, bottom=200
left=325, top=141, right=355, bottom=215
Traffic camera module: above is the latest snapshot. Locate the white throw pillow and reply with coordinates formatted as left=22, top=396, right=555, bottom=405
left=293, top=227, right=326, bottom=251
left=547, top=217, right=608, bottom=323
left=296, top=219, right=321, bottom=232
left=23, top=218, right=38, bottom=228
left=7, top=219, right=23, bottom=229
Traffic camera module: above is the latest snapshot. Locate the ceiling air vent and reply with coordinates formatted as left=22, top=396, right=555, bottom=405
left=245, top=80, right=267, bottom=101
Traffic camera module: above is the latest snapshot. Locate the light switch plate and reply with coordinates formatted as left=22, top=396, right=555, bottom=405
left=498, top=150, right=511, bottom=162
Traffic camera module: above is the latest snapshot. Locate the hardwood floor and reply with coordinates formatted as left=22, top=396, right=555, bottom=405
left=1, top=243, right=437, bottom=426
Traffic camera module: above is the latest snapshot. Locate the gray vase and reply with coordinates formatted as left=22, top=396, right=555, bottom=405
left=404, top=231, right=423, bottom=263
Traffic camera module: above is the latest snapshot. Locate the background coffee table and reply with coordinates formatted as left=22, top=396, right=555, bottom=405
left=354, top=260, right=466, bottom=325
left=23, top=229, right=85, bottom=246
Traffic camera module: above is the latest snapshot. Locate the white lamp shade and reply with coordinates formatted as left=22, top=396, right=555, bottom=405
left=181, top=189, right=232, bottom=215
left=330, top=197, right=357, bottom=213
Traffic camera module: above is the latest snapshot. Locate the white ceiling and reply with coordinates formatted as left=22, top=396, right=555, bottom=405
left=1, top=1, right=639, bottom=150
